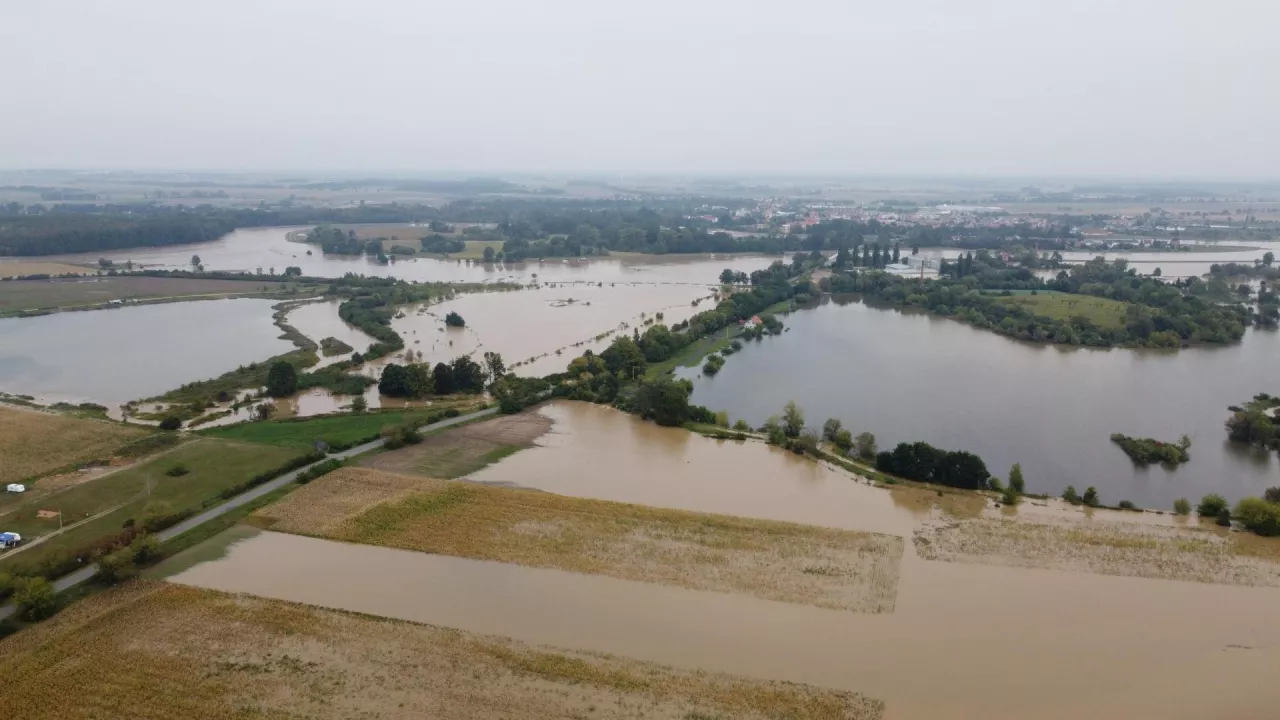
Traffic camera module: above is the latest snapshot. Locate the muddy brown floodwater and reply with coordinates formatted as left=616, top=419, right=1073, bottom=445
left=164, top=401, right=1280, bottom=719
left=391, top=283, right=714, bottom=377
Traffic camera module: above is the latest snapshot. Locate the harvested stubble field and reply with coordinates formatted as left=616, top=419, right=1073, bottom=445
left=255, top=467, right=905, bottom=612
left=0, top=405, right=146, bottom=485
left=357, top=411, right=552, bottom=479
left=915, top=511, right=1280, bottom=587
left=0, top=582, right=883, bottom=720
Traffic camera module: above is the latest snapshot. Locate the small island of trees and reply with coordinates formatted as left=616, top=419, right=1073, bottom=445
left=444, top=311, right=466, bottom=327
left=1109, top=433, right=1191, bottom=466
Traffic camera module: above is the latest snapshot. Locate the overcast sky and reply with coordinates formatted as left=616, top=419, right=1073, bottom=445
left=2, top=0, right=1276, bottom=178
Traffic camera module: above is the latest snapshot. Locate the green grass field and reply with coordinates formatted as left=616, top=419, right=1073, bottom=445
left=0, top=438, right=300, bottom=572
left=995, top=292, right=1129, bottom=330
left=200, top=405, right=476, bottom=452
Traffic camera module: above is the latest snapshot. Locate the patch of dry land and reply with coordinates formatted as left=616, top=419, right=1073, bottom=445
left=357, top=411, right=552, bottom=478
left=0, top=404, right=146, bottom=484
left=0, top=261, right=90, bottom=278
left=255, top=467, right=905, bottom=612
left=915, top=505, right=1280, bottom=587
left=0, top=582, right=883, bottom=720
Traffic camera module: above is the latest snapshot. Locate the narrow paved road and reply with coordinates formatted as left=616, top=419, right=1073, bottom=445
left=0, top=406, right=497, bottom=621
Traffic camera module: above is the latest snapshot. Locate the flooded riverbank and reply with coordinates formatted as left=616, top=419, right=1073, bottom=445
left=17, top=226, right=787, bottom=285
left=0, top=298, right=290, bottom=407
left=679, top=296, right=1280, bottom=508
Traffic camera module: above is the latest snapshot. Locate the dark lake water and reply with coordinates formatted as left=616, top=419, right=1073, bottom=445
left=680, top=296, right=1280, bottom=508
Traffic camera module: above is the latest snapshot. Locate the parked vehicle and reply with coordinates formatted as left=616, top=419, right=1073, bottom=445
left=6, top=483, right=26, bottom=493
left=0, top=532, right=22, bottom=549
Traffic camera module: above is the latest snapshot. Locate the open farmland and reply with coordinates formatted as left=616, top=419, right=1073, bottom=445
left=0, top=438, right=300, bottom=573
left=0, top=262, right=91, bottom=278
left=0, top=582, right=883, bottom=720
left=0, top=275, right=311, bottom=316
left=0, top=405, right=147, bottom=485
left=255, top=467, right=904, bottom=612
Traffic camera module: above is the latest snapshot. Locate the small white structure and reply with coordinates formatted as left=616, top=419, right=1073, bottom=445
left=5, top=484, right=24, bottom=493
left=0, top=532, right=21, bottom=548
left=883, top=263, right=918, bottom=276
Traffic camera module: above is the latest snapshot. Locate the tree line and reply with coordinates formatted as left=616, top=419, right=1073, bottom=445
left=0, top=203, right=446, bottom=256
left=823, top=255, right=1252, bottom=347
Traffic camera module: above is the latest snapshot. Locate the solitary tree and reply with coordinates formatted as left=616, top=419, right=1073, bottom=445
left=14, top=577, right=58, bottom=621
left=1009, top=463, right=1025, bottom=494
left=854, top=432, right=877, bottom=460
left=444, top=311, right=466, bottom=327
left=483, top=246, right=496, bottom=262
left=1082, top=486, right=1100, bottom=507
left=483, top=351, right=506, bottom=382
left=265, top=361, right=298, bottom=397
left=822, top=418, right=843, bottom=442
left=782, top=401, right=805, bottom=438
left=191, top=254, right=201, bottom=267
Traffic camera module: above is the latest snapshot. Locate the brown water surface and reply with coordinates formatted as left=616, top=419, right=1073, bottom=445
left=169, top=529, right=1280, bottom=720
left=469, top=401, right=920, bottom=536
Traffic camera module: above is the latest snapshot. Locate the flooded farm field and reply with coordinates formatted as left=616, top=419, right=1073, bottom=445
left=0, top=298, right=291, bottom=407
left=392, top=283, right=714, bottom=376
left=149, top=401, right=1280, bottom=719
left=20, top=226, right=787, bottom=286
left=165, top=527, right=1280, bottom=720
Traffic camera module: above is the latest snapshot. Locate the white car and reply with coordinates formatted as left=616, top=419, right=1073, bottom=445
left=5, top=484, right=24, bottom=493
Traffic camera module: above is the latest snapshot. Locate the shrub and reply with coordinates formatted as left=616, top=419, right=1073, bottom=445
left=832, top=429, right=853, bottom=453
left=733, top=419, right=750, bottom=432
left=14, top=577, right=58, bottom=621
left=1062, top=485, right=1081, bottom=504
left=444, top=408, right=460, bottom=418
left=130, top=536, right=161, bottom=565
left=854, top=432, right=877, bottom=461
left=1009, top=463, right=1025, bottom=494
left=1118, top=500, right=1137, bottom=510
left=1234, top=497, right=1280, bottom=536
left=1217, top=507, right=1233, bottom=527
left=1197, top=493, right=1229, bottom=518
left=96, top=549, right=137, bottom=585
left=1265, top=487, right=1280, bottom=504
left=1082, top=486, right=1100, bottom=507
left=1000, top=486, right=1020, bottom=506
left=1173, top=497, right=1191, bottom=515
left=296, top=459, right=344, bottom=485
left=988, top=476, right=1004, bottom=492
left=164, top=464, right=189, bottom=477
left=158, top=416, right=182, bottom=431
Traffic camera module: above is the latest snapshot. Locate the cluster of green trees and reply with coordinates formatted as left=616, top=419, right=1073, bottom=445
left=378, top=354, right=492, bottom=397
left=0, top=203, right=445, bottom=256
left=1109, top=433, right=1191, bottom=466
left=420, top=233, right=466, bottom=254
left=832, top=243, right=904, bottom=269
left=1186, top=491, right=1280, bottom=536
left=1225, top=393, right=1280, bottom=450
left=874, top=442, right=992, bottom=490
left=444, top=311, right=466, bottom=327
left=823, top=256, right=1251, bottom=347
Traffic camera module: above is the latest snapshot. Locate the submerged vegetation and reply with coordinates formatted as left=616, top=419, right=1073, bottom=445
left=1109, top=433, right=1191, bottom=466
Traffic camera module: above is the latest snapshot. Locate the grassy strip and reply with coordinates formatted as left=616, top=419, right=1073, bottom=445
left=201, top=404, right=478, bottom=453
left=645, top=298, right=794, bottom=378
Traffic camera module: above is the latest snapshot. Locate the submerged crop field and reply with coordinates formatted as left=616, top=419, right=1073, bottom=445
left=254, top=467, right=905, bottom=612
left=0, top=582, right=884, bottom=720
